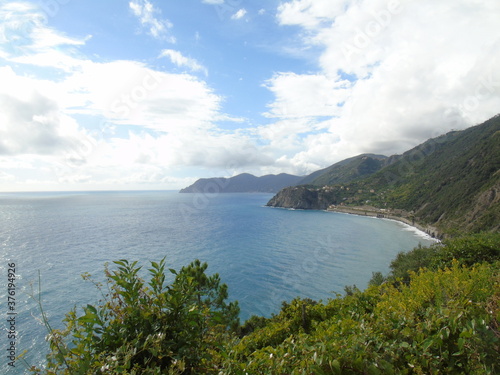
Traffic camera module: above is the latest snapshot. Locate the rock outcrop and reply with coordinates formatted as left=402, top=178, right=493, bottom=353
left=266, top=186, right=335, bottom=210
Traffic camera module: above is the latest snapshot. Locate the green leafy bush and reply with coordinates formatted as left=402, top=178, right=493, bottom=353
left=433, top=233, right=500, bottom=268
left=370, top=232, right=500, bottom=285
left=388, top=243, right=441, bottom=283
left=237, top=315, right=269, bottom=337
left=223, top=262, right=499, bottom=374
left=30, top=258, right=239, bottom=374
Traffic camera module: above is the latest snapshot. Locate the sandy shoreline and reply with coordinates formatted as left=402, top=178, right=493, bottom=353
left=326, top=205, right=442, bottom=241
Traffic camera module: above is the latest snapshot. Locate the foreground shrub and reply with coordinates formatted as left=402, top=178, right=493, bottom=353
left=374, top=232, right=500, bottom=285
left=433, top=232, right=500, bottom=268
left=30, top=258, right=239, bottom=374
left=29, top=233, right=500, bottom=374
left=223, top=262, right=499, bottom=374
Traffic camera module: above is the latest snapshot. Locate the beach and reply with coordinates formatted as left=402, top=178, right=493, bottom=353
left=327, top=205, right=442, bottom=241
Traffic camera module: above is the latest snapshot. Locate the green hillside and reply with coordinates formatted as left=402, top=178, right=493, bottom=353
left=268, top=115, right=500, bottom=235
left=298, top=154, right=388, bottom=186
left=361, top=115, right=500, bottom=233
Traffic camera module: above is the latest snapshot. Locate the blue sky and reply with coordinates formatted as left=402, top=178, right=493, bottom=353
left=0, top=0, right=499, bottom=191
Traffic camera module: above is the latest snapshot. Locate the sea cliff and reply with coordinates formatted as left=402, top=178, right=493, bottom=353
left=266, top=186, right=334, bottom=210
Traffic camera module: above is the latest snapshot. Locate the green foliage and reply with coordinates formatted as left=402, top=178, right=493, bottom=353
left=388, top=243, right=441, bottom=283
left=222, top=233, right=500, bottom=374
left=433, top=232, right=500, bottom=268
left=30, top=233, right=500, bottom=374
left=237, top=315, right=269, bottom=337
left=368, top=116, right=500, bottom=233
left=376, top=232, right=500, bottom=285
left=30, top=258, right=239, bottom=374
left=368, top=271, right=386, bottom=286
left=223, top=262, right=499, bottom=374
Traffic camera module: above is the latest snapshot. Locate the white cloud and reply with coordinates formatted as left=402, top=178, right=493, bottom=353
left=0, top=171, right=16, bottom=183
left=264, top=0, right=500, bottom=170
left=129, top=0, right=176, bottom=42
left=159, top=49, right=208, bottom=76
left=0, top=2, right=90, bottom=70
left=231, top=8, right=247, bottom=20
left=0, top=66, right=95, bottom=161
left=0, top=56, right=264, bottom=189
left=277, top=0, right=348, bottom=29
left=262, top=72, right=350, bottom=119
left=0, top=2, right=270, bottom=190
left=2, top=0, right=499, bottom=191
left=93, top=63, right=222, bottom=132
left=100, top=130, right=273, bottom=170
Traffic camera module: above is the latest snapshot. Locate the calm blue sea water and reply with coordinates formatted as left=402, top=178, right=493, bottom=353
left=0, top=191, right=436, bottom=373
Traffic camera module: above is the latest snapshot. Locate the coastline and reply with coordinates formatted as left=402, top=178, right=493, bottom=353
left=326, top=205, right=442, bottom=241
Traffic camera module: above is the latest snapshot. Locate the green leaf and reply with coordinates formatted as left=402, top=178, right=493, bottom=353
left=86, top=304, right=98, bottom=314
left=422, top=338, right=434, bottom=351
left=330, top=359, right=341, bottom=374
left=457, top=337, right=465, bottom=350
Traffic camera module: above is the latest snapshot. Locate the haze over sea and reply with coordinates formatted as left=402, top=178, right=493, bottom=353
left=1, top=191, right=436, bottom=373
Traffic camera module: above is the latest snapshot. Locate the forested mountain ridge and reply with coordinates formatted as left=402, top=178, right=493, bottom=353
left=180, top=153, right=389, bottom=195
left=298, top=153, right=388, bottom=186
left=268, top=115, right=500, bottom=235
left=179, top=172, right=303, bottom=193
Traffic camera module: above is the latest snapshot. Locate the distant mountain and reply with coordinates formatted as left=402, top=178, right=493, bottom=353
left=179, top=173, right=303, bottom=193
left=268, top=115, right=500, bottom=235
left=298, top=154, right=388, bottom=186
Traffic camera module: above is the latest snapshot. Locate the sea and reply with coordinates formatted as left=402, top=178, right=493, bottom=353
left=0, top=190, right=437, bottom=373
